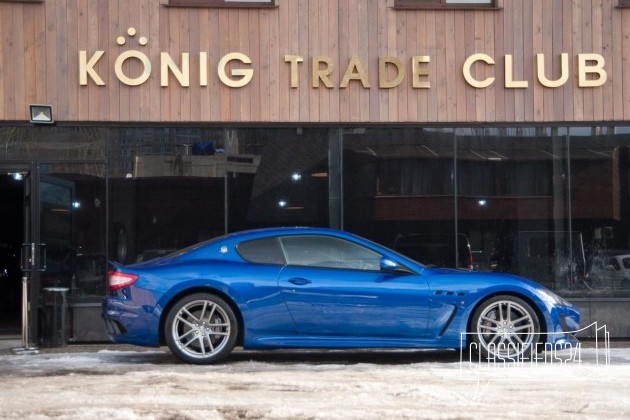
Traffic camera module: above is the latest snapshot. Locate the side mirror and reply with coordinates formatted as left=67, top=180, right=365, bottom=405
left=380, top=257, right=413, bottom=274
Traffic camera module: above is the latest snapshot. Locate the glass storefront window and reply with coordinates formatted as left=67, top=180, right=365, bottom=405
left=343, top=128, right=456, bottom=266
left=226, top=128, right=331, bottom=232
left=108, top=126, right=335, bottom=265
left=108, top=127, right=226, bottom=264
left=569, top=128, right=630, bottom=295
left=456, top=131, right=573, bottom=291
left=3, top=124, right=630, bottom=302
left=343, top=126, right=630, bottom=298
left=108, top=126, right=334, bottom=265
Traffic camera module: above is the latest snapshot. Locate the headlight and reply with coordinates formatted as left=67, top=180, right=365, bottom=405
left=538, top=288, right=572, bottom=307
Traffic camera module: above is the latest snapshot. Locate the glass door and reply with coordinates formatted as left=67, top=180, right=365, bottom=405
left=0, top=169, right=29, bottom=344
left=8, top=164, right=107, bottom=348
left=38, top=175, right=75, bottom=292
left=12, top=168, right=74, bottom=349
left=0, top=165, right=39, bottom=351
left=37, top=166, right=108, bottom=343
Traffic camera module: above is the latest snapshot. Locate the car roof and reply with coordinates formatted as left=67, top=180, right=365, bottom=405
left=171, top=227, right=362, bottom=261
left=221, top=226, right=352, bottom=242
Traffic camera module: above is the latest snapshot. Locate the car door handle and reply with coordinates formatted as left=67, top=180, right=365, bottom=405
left=288, top=278, right=311, bottom=285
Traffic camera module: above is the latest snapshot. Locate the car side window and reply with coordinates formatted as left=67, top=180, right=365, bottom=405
left=622, top=258, right=630, bottom=270
left=237, top=238, right=286, bottom=265
left=279, top=235, right=382, bottom=271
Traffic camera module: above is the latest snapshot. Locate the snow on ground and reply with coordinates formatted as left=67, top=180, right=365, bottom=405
left=0, top=345, right=629, bottom=419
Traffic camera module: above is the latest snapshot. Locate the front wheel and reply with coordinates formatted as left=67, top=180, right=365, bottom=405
left=471, top=295, right=540, bottom=361
left=164, top=293, right=238, bottom=364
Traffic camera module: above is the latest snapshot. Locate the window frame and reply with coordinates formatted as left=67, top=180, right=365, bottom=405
left=393, top=0, right=501, bottom=10
left=163, top=0, right=277, bottom=8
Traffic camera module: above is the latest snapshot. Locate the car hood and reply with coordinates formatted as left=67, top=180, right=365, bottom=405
left=425, top=266, right=543, bottom=288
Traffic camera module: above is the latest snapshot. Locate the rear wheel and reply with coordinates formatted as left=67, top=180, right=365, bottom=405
left=164, top=293, right=238, bottom=364
left=471, top=295, right=540, bottom=360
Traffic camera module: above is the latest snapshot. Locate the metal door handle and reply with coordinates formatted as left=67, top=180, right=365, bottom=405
left=288, top=278, right=311, bottom=285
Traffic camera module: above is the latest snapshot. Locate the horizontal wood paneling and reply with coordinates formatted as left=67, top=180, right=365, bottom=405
left=0, top=0, right=628, bottom=123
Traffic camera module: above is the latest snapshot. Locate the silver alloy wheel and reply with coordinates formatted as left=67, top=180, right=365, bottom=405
left=171, top=299, right=232, bottom=360
left=475, top=299, right=536, bottom=358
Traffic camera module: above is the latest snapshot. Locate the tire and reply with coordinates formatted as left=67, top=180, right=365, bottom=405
left=164, top=293, right=238, bottom=364
left=471, top=295, right=540, bottom=361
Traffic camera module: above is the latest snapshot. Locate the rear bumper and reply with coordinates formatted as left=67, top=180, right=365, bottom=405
left=102, top=296, right=160, bottom=347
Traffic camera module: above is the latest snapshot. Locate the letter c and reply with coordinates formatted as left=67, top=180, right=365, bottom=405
left=463, top=53, right=495, bottom=89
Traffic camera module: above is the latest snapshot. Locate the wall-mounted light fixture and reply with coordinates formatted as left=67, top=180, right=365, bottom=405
left=29, top=104, right=54, bottom=124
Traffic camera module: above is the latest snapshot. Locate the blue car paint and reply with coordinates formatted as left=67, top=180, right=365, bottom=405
left=103, top=227, right=580, bottom=352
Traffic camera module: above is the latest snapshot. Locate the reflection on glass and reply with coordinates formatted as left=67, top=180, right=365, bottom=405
left=108, top=127, right=227, bottom=264
left=343, top=127, right=630, bottom=298
left=227, top=128, right=330, bottom=232
left=3, top=124, right=629, bottom=301
left=40, top=169, right=107, bottom=299
left=343, top=128, right=456, bottom=266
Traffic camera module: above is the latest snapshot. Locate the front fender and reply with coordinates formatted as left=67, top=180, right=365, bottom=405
left=435, top=282, right=579, bottom=348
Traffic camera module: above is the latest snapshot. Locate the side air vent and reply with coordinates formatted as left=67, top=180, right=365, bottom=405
left=434, top=290, right=466, bottom=297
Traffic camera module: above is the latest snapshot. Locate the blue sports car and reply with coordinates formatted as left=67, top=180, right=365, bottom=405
left=103, top=227, right=579, bottom=364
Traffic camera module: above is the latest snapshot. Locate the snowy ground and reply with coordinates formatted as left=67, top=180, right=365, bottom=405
left=0, top=342, right=629, bottom=419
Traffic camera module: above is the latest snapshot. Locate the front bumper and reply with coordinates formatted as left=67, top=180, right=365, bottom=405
left=545, top=303, right=581, bottom=347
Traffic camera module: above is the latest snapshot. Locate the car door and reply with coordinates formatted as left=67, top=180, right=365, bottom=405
left=277, top=235, right=431, bottom=339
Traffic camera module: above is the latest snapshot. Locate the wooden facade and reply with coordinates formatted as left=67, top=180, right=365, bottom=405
left=0, top=0, right=628, bottom=124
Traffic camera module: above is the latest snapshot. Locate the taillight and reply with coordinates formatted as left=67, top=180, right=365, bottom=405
left=108, top=270, right=138, bottom=291
left=466, top=254, right=474, bottom=270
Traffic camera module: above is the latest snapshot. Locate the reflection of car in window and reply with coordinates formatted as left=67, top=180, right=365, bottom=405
left=513, top=231, right=585, bottom=288
left=393, top=233, right=474, bottom=270
left=585, top=250, right=630, bottom=290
